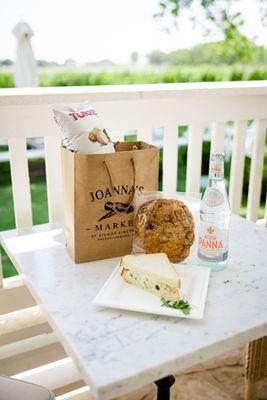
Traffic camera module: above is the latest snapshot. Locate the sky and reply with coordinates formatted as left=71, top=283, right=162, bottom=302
left=0, top=0, right=266, bottom=64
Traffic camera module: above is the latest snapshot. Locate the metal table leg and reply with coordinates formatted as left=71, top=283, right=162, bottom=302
left=155, top=375, right=175, bottom=400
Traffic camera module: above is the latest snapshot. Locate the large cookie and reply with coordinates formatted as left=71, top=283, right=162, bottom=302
left=135, top=199, right=195, bottom=263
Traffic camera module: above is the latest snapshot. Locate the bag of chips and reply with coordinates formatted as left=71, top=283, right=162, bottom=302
left=53, top=102, right=115, bottom=154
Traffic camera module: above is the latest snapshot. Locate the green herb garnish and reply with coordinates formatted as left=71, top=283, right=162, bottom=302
left=161, top=297, right=192, bottom=315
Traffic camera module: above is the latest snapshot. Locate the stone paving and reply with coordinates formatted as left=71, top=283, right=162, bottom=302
left=114, top=347, right=267, bottom=400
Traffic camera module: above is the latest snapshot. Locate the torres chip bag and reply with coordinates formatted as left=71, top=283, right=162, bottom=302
left=53, top=103, right=115, bottom=154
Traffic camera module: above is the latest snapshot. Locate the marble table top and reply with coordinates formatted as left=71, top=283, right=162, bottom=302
left=1, top=214, right=267, bottom=400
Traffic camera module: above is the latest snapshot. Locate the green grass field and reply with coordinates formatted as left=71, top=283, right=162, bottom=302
left=0, top=65, right=267, bottom=88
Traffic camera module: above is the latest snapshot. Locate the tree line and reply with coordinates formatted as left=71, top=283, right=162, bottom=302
left=147, top=40, right=267, bottom=66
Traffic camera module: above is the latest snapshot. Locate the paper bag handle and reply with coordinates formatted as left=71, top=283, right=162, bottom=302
left=103, top=157, right=136, bottom=206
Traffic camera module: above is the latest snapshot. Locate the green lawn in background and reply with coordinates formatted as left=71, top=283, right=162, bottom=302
left=1, top=65, right=267, bottom=89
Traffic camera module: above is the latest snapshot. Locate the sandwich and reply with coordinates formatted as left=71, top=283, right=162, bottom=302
left=120, top=253, right=180, bottom=301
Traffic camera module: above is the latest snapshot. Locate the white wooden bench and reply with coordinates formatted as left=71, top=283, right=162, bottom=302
left=0, top=82, right=266, bottom=399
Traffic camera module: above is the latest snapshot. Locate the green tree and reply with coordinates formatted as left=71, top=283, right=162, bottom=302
left=147, top=50, right=168, bottom=64
left=155, top=0, right=267, bottom=63
left=0, top=59, right=13, bottom=67
left=148, top=40, right=267, bottom=66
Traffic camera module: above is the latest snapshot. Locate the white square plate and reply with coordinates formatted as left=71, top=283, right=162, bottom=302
left=93, top=263, right=211, bottom=319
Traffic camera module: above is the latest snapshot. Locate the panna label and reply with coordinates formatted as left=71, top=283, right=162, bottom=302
left=209, top=153, right=224, bottom=179
left=204, top=188, right=224, bottom=207
left=198, top=222, right=228, bottom=259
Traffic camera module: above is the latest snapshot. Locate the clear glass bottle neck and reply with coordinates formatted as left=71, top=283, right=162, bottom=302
left=208, top=152, right=225, bottom=181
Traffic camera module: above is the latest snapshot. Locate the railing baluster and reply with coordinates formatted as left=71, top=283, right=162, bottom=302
left=211, top=122, right=225, bottom=153
left=163, top=123, right=178, bottom=193
left=8, top=138, right=32, bottom=228
left=229, top=121, right=247, bottom=214
left=44, top=135, right=64, bottom=223
left=186, top=124, right=203, bottom=193
left=247, top=119, right=267, bottom=222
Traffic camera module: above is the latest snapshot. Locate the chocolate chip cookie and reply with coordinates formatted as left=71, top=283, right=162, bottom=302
left=134, top=199, right=195, bottom=263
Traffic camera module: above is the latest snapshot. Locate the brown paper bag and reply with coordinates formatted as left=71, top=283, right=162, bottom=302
left=61, top=141, right=159, bottom=263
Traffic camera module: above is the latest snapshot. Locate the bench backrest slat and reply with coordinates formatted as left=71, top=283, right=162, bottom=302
left=229, top=121, right=247, bottom=214
left=162, top=122, right=179, bottom=193
left=8, top=138, right=33, bottom=228
left=247, top=119, right=267, bottom=222
left=44, top=135, right=64, bottom=223
left=186, top=123, right=203, bottom=193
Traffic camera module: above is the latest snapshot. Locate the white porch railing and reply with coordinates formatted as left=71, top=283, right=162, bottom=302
left=0, top=81, right=266, bottom=398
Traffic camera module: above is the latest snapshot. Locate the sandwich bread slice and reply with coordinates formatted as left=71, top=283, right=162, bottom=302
left=120, top=253, right=180, bottom=301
